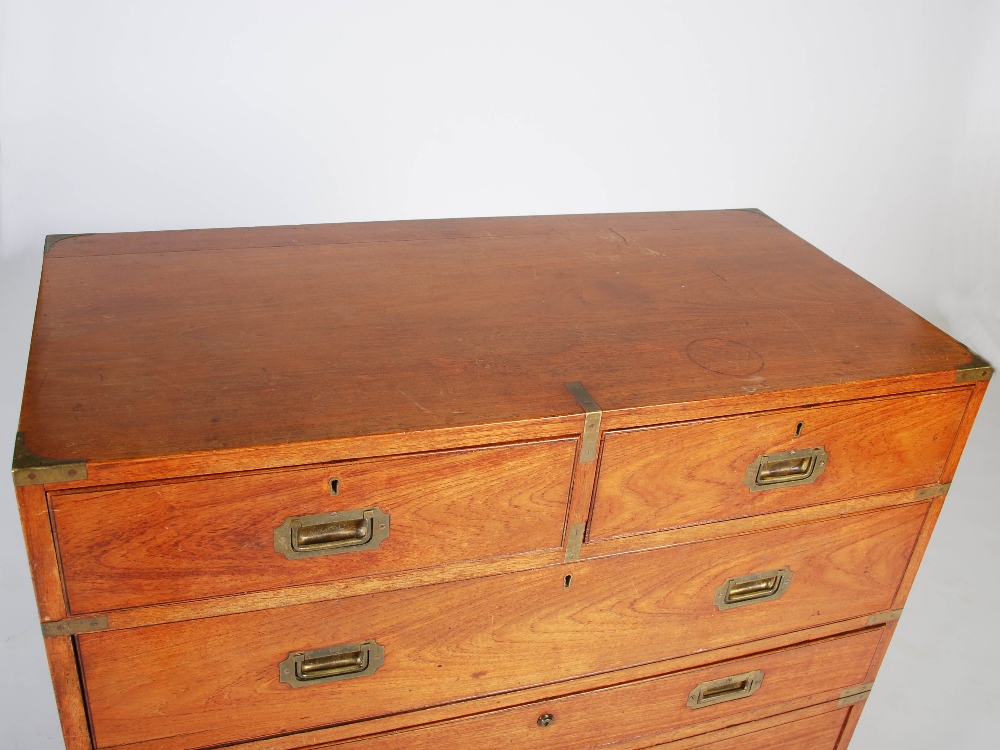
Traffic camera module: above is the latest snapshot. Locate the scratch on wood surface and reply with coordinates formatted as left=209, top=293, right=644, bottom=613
left=396, top=389, right=429, bottom=413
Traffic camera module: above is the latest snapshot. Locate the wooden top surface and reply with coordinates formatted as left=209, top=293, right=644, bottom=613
left=18, top=209, right=974, bottom=464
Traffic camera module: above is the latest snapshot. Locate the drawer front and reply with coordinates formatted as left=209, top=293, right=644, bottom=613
left=662, top=706, right=849, bottom=749
left=77, top=503, right=923, bottom=749
left=591, top=389, right=968, bottom=540
left=320, top=629, right=879, bottom=749
left=53, top=438, right=577, bottom=613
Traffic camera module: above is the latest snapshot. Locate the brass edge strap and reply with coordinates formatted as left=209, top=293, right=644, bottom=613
left=914, top=483, right=951, bottom=501
left=564, top=523, right=586, bottom=563
left=41, top=615, right=109, bottom=637
left=956, top=351, right=993, bottom=382
left=867, top=609, right=903, bottom=626
left=12, top=432, right=88, bottom=487
left=838, top=682, right=875, bottom=707
left=43, top=233, right=94, bottom=254
left=564, top=382, right=602, bottom=463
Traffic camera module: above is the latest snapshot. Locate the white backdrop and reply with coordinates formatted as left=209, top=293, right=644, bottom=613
left=1, top=2, right=998, bottom=748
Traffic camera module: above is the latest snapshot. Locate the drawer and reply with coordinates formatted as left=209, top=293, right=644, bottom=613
left=652, top=705, right=850, bottom=749
left=52, top=438, right=577, bottom=612
left=591, top=389, right=968, bottom=540
left=77, top=502, right=924, bottom=749
left=318, top=628, right=879, bottom=749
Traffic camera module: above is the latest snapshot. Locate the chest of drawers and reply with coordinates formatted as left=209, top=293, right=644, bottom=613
left=13, top=210, right=990, bottom=750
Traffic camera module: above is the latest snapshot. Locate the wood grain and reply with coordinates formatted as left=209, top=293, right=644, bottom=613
left=669, top=705, right=848, bottom=749
left=52, top=438, right=576, bottom=613
left=76, top=504, right=925, bottom=749
left=941, top=378, right=991, bottom=482
left=192, top=618, right=878, bottom=750
left=42, top=636, right=93, bottom=750
left=590, top=389, right=968, bottom=540
left=834, top=702, right=866, bottom=750
left=14, top=485, right=67, bottom=622
left=311, top=628, right=881, bottom=750
left=891, top=494, right=946, bottom=610
left=20, top=211, right=976, bottom=473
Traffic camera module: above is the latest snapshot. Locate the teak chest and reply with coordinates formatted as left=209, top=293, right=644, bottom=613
left=13, top=209, right=991, bottom=750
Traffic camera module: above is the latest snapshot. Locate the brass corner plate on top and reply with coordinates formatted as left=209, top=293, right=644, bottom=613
left=12, top=432, right=88, bottom=487
left=955, top=351, right=993, bottom=383
left=744, top=447, right=828, bottom=493
left=43, top=233, right=94, bottom=254
left=564, top=381, right=602, bottom=463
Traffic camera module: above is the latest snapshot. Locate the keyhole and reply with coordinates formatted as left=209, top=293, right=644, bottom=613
left=329, top=478, right=340, bottom=495
left=564, top=574, right=573, bottom=589
left=794, top=422, right=804, bottom=437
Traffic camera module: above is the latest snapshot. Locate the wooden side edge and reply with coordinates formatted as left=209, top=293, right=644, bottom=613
left=14, top=485, right=68, bottom=622
left=940, top=379, right=990, bottom=482
left=862, top=619, right=900, bottom=685
left=891, top=494, right=946, bottom=610
left=834, top=700, right=868, bottom=750
left=43, top=635, right=93, bottom=750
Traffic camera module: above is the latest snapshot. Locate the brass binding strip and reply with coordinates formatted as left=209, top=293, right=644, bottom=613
left=867, top=608, right=903, bottom=626
left=564, top=381, right=602, bottom=463
left=838, top=682, right=875, bottom=707
left=914, top=483, right=951, bottom=501
left=12, top=432, right=88, bottom=487
left=41, top=616, right=109, bottom=637
left=955, top=351, right=993, bottom=383
left=564, top=523, right=586, bottom=563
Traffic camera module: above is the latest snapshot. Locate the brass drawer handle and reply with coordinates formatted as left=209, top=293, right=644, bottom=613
left=279, top=640, right=385, bottom=688
left=274, top=507, right=390, bottom=560
left=687, top=670, right=764, bottom=709
left=744, top=447, right=828, bottom=492
left=714, top=567, right=793, bottom=610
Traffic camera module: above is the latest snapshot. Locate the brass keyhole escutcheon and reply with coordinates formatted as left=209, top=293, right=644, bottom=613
left=537, top=713, right=554, bottom=727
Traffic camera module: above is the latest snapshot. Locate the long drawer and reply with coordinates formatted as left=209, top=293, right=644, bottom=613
left=76, top=502, right=925, bottom=749
left=590, top=389, right=968, bottom=540
left=648, top=705, right=851, bottom=750
left=317, top=628, right=879, bottom=750
left=51, top=438, right=577, bottom=612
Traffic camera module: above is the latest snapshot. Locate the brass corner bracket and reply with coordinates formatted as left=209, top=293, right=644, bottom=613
left=564, top=381, right=602, bottom=463
left=43, top=233, right=93, bottom=255
left=956, top=352, right=993, bottom=383
left=12, top=432, right=88, bottom=487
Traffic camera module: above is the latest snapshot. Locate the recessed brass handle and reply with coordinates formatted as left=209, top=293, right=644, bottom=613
left=687, top=670, right=764, bottom=709
left=744, top=447, right=828, bottom=492
left=279, top=640, right=385, bottom=688
left=714, top=567, right=793, bottom=610
left=274, top=507, right=390, bottom=560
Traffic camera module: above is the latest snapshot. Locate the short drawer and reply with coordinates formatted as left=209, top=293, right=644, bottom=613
left=77, top=502, right=924, bottom=749
left=52, top=438, right=577, bottom=612
left=590, top=389, right=969, bottom=540
left=319, top=628, right=879, bottom=749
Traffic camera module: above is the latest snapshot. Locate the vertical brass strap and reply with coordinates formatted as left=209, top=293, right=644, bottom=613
left=564, top=382, right=602, bottom=463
